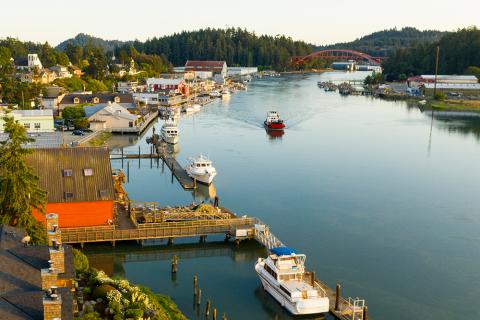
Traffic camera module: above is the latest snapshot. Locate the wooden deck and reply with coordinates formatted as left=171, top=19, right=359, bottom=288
left=61, top=218, right=254, bottom=244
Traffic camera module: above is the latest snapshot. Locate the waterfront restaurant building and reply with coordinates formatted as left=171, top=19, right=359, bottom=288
left=185, top=60, right=228, bottom=78
left=26, top=147, right=115, bottom=228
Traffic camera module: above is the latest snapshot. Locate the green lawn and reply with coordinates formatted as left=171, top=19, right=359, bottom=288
left=429, top=100, right=480, bottom=113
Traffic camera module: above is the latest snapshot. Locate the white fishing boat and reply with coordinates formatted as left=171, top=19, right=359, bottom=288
left=160, top=118, right=179, bottom=144
left=185, top=155, right=217, bottom=185
left=255, top=247, right=329, bottom=315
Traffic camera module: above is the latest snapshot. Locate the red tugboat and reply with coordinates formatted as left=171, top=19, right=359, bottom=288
left=264, top=111, right=285, bottom=130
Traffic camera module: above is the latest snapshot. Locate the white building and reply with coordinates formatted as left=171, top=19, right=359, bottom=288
left=27, top=54, right=43, bottom=70
left=227, top=67, right=258, bottom=76
left=133, top=92, right=160, bottom=105
left=84, top=102, right=140, bottom=132
left=49, top=65, right=72, bottom=79
left=0, top=109, right=54, bottom=133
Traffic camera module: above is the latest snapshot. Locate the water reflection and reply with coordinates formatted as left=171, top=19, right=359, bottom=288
left=191, top=183, right=217, bottom=203
left=265, top=128, right=285, bottom=140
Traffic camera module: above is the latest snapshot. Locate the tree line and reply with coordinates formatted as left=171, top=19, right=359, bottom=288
left=382, top=27, right=480, bottom=81
left=115, top=28, right=313, bottom=71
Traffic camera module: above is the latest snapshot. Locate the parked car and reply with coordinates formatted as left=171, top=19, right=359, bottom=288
left=72, top=129, right=85, bottom=136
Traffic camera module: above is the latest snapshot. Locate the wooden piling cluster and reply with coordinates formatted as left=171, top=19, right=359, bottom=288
left=193, top=274, right=227, bottom=320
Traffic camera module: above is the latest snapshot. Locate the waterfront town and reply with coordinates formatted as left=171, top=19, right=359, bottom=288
left=1, top=2, right=480, bottom=320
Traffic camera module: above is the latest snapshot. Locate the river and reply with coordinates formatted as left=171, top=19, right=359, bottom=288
left=85, top=72, right=480, bottom=320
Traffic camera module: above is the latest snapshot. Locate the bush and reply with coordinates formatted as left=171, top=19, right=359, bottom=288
left=434, top=91, right=446, bottom=100
left=125, top=308, right=144, bottom=319
left=62, top=106, right=85, bottom=120
left=73, top=248, right=89, bottom=273
left=74, top=117, right=90, bottom=130
left=92, top=284, right=116, bottom=300
left=79, top=311, right=102, bottom=320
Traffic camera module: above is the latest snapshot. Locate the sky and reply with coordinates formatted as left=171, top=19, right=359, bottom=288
left=1, top=0, right=479, bottom=46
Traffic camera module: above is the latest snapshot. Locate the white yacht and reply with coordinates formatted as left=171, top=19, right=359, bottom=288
left=182, top=104, right=202, bottom=113
left=255, top=247, right=329, bottom=315
left=221, top=89, right=231, bottom=98
left=161, top=118, right=179, bottom=144
left=185, top=155, right=217, bottom=185
left=210, top=90, right=222, bottom=98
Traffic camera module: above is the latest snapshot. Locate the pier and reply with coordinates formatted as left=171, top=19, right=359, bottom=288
left=110, top=148, right=195, bottom=189
left=61, top=202, right=369, bottom=320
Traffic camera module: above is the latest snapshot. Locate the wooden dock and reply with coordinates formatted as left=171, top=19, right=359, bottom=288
left=161, top=154, right=195, bottom=189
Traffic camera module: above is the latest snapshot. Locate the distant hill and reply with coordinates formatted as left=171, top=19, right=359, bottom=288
left=56, top=33, right=130, bottom=52
left=319, top=27, right=445, bottom=57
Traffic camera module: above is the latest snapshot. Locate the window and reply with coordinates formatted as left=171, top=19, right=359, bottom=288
left=73, top=97, right=80, bottom=104
left=64, top=192, right=74, bottom=199
left=62, top=169, right=73, bottom=177
left=24, top=123, right=31, bottom=129
left=34, top=123, right=41, bottom=129
left=93, top=97, right=99, bottom=103
left=83, top=168, right=93, bottom=176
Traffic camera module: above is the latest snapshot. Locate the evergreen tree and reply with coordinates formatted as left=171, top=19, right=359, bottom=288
left=0, top=116, right=47, bottom=244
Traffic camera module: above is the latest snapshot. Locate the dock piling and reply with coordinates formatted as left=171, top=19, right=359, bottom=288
left=197, top=289, right=202, bottom=305
left=205, top=299, right=210, bottom=318
left=171, top=255, right=178, bottom=273
left=193, top=274, right=198, bottom=295
left=363, top=305, right=368, bottom=320
left=335, top=283, right=341, bottom=311
left=221, top=313, right=227, bottom=320
left=311, top=271, right=315, bottom=287
left=213, top=308, right=216, bottom=320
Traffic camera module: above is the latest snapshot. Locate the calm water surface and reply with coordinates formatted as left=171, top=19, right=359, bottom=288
left=85, top=72, right=480, bottom=320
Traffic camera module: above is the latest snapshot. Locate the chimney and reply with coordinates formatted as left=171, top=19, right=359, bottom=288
left=46, top=213, right=62, bottom=246
left=41, top=264, right=58, bottom=290
left=43, top=287, right=62, bottom=320
left=49, top=242, right=65, bottom=274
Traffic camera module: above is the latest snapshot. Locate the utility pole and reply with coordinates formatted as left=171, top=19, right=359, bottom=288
left=433, top=46, right=440, bottom=98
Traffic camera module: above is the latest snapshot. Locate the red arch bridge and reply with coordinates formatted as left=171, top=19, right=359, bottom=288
left=292, top=49, right=384, bottom=66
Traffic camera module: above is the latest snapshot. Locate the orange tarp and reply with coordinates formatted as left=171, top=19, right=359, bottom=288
left=33, top=201, right=114, bottom=228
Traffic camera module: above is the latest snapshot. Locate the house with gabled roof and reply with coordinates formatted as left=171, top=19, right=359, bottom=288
left=83, top=102, right=140, bottom=132
left=25, top=147, right=116, bottom=228
left=185, top=60, right=227, bottom=77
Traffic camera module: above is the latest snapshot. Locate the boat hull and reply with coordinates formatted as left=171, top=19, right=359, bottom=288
left=187, top=172, right=216, bottom=185
left=162, top=135, right=179, bottom=145
left=264, top=121, right=285, bottom=130
left=255, top=262, right=329, bottom=315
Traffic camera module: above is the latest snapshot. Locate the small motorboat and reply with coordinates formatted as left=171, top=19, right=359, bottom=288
left=185, top=155, right=217, bottom=185
left=160, top=118, right=179, bottom=144
left=264, top=111, right=285, bottom=130
left=210, top=90, right=222, bottom=98
left=255, top=247, right=330, bottom=315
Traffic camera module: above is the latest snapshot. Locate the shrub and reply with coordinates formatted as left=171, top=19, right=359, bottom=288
left=73, top=248, right=89, bottom=273
left=434, top=91, right=446, bottom=100
left=92, top=284, right=116, bottom=300
left=125, top=308, right=144, bottom=319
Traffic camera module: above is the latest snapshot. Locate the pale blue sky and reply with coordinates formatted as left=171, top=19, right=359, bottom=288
left=1, top=0, right=478, bottom=45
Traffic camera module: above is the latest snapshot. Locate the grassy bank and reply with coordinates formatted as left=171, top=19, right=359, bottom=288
left=429, top=100, right=480, bottom=113
left=88, top=132, right=112, bottom=146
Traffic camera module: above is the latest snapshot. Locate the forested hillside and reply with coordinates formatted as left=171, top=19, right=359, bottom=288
left=115, top=28, right=313, bottom=71
left=321, top=27, right=444, bottom=57
left=382, top=27, right=480, bottom=80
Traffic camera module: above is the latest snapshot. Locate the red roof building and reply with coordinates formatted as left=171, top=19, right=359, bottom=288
left=184, top=60, right=227, bottom=76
